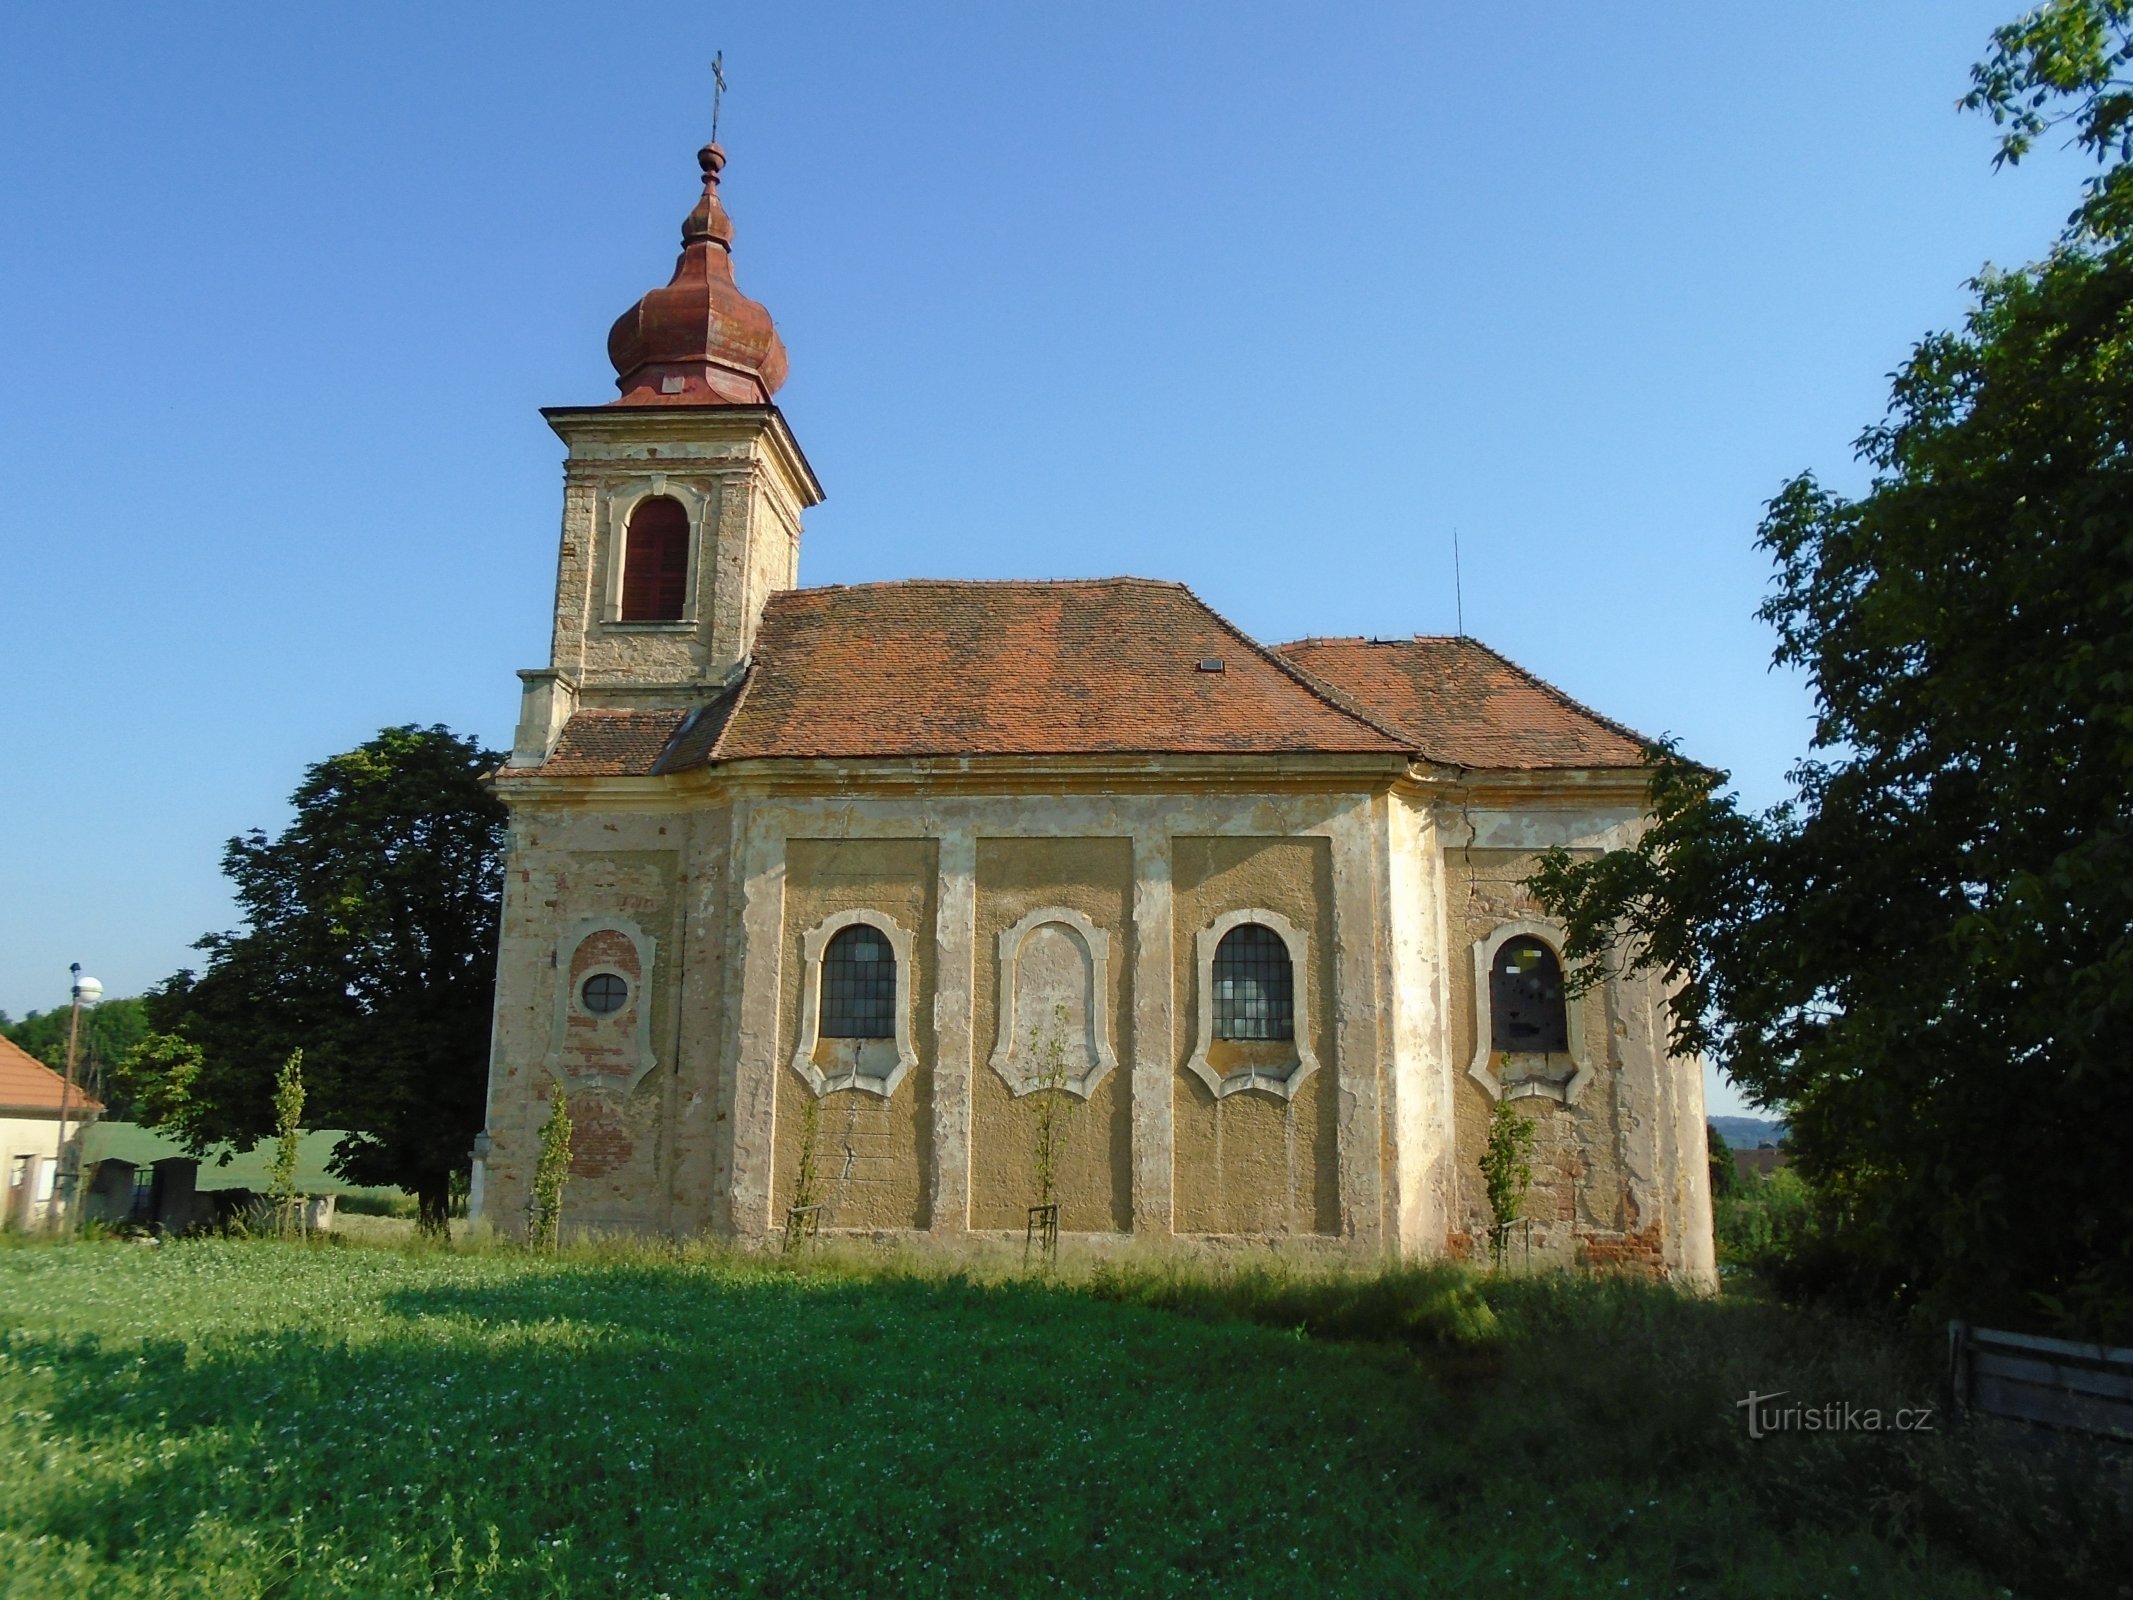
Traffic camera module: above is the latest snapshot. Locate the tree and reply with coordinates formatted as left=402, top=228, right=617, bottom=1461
left=1530, top=4, right=2133, bottom=1333
left=1706, top=1123, right=1740, bottom=1204
left=127, top=726, right=506, bottom=1234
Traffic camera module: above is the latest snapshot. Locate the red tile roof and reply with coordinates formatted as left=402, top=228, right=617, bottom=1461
left=692, top=580, right=1410, bottom=762
left=0, top=1035, right=102, bottom=1115
left=505, top=585, right=1657, bottom=778
left=540, top=708, right=692, bottom=776
left=1274, top=636, right=1652, bottom=770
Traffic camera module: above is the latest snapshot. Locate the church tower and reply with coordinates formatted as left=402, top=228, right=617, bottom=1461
left=510, top=140, right=824, bottom=767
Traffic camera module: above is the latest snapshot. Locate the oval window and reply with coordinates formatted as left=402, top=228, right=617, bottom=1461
left=580, top=972, right=629, bottom=1015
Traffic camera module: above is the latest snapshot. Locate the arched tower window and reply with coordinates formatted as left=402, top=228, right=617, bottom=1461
left=820, top=924, right=896, bottom=1039
left=619, top=496, right=690, bottom=621
left=1212, top=923, right=1294, bottom=1042
left=1491, top=936, right=1569, bottom=1054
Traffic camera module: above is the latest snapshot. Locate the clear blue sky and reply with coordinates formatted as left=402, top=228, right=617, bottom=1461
left=0, top=4, right=2089, bottom=1116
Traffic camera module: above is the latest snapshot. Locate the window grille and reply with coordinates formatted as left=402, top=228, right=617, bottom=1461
left=1491, top=936, right=1569, bottom=1053
left=620, top=496, right=690, bottom=621
left=1213, top=923, right=1294, bottom=1041
left=580, top=972, right=628, bottom=1015
left=821, top=923, right=896, bottom=1039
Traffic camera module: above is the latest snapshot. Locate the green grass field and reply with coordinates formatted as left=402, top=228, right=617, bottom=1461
left=0, top=1239, right=2114, bottom=1598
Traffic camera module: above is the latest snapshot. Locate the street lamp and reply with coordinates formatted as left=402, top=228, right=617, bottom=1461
left=52, top=963, right=101, bottom=1230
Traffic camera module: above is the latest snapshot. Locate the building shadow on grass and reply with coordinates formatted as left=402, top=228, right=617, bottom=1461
left=8, top=1264, right=1482, bottom=1597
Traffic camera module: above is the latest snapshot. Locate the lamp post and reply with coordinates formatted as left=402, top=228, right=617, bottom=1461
left=52, top=963, right=101, bottom=1231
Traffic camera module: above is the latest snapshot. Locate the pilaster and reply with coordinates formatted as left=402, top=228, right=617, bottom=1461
left=725, top=802, right=787, bottom=1239
left=1129, top=832, right=1175, bottom=1236
left=1326, top=802, right=1385, bottom=1249
left=930, top=828, right=977, bottom=1233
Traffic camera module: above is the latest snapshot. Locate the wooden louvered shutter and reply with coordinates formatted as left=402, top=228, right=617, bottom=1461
left=620, top=496, right=690, bottom=621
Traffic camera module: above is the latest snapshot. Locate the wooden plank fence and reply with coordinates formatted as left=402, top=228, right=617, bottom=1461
left=1948, top=1321, right=2133, bottom=1440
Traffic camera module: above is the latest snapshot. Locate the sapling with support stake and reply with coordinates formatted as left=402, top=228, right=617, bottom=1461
left=527, top=1085, right=572, bottom=1251
left=1025, top=1003, right=1077, bottom=1269
left=784, top=1088, right=824, bottom=1253
left=1481, top=1088, right=1537, bottom=1270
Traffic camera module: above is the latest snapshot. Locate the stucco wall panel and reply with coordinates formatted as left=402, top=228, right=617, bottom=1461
left=1171, top=835, right=1338, bottom=1235
left=1439, top=841, right=1704, bottom=1276
left=970, top=837, right=1133, bottom=1232
left=772, top=838, right=938, bottom=1231
left=480, top=813, right=693, bottom=1235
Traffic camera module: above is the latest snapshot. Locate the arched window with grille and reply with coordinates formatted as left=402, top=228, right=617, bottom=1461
left=820, top=923, right=897, bottom=1039
left=1490, top=936, right=1569, bottom=1054
left=619, top=495, right=690, bottom=621
left=1212, top=922, right=1294, bottom=1042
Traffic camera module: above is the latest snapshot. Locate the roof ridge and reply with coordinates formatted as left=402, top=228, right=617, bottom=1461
left=699, top=661, right=761, bottom=766
left=1173, top=585, right=1417, bottom=754
left=1273, top=635, right=1368, bottom=650
left=780, top=575, right=1188, bottom=597
left=1270, top=635, right=1471, bottom=766
left=1450, top=637, right=1660, bottom=753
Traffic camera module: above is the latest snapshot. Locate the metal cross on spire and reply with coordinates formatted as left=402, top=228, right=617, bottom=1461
left=711, top=50, right=727, bottom=144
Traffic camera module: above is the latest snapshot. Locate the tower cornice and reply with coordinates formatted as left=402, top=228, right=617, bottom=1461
left=540, top=403, right=824, bottom=507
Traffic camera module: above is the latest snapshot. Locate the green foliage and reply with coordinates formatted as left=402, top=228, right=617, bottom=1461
left=133, top=726, right=506, bottom=1235
left=268, top=1051, right=306, bottom=1240
left=1707, top=1120, right=1741, bottom=1202
left=1479, top=1096, right=1537, bottom=1267
left=332, top=1189, right=417, bottom=1219
left=2, top=997, right=149, bottom=1117
left=1528, top=15, right=2133, bottom=1334
left=526, top=1088, right=571, bottom=1252
left=1716, top=1168, right=1818, bottom=1270
left=1965, top=0, right=2133, bottom=232
left=109, top=1033, right=206, bottom=1136
left=5, top=1241, right=2124, bottom=1597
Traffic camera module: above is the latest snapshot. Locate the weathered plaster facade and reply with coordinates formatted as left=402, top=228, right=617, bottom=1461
left=482, top=758, right=1714, bottom=1280
left=475, top=137, right=1716, bottom=1285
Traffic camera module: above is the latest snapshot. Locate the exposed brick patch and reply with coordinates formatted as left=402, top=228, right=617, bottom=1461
left=1575, top=1223, right=1667, bottom=1277
left=569, top=1096, right=634, bottom=1179
left=569, top=930, right=640, bottom=983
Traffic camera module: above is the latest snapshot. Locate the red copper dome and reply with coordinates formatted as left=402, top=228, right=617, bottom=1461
left=606, top=143, right=789, bottom=406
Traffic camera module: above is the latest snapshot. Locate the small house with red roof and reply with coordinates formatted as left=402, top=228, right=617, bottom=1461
left=0, top=1035, right=101, bottom=1229
left=475, top=138, right=1715, bottom=1281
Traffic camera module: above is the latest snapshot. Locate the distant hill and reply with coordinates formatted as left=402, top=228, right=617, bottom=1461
left=1711, top=1115, right=1788, bottom=1149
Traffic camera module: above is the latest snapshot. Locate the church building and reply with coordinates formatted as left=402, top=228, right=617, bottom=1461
left=476, top=136, right=1716, bottom=1280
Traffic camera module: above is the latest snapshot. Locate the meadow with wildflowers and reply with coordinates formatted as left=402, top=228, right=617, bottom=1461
left=0, top=1239, right=2114, bottom=1597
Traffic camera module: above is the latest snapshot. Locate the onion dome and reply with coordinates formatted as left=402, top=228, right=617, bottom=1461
left=606, top=143, right=789, bottom=405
